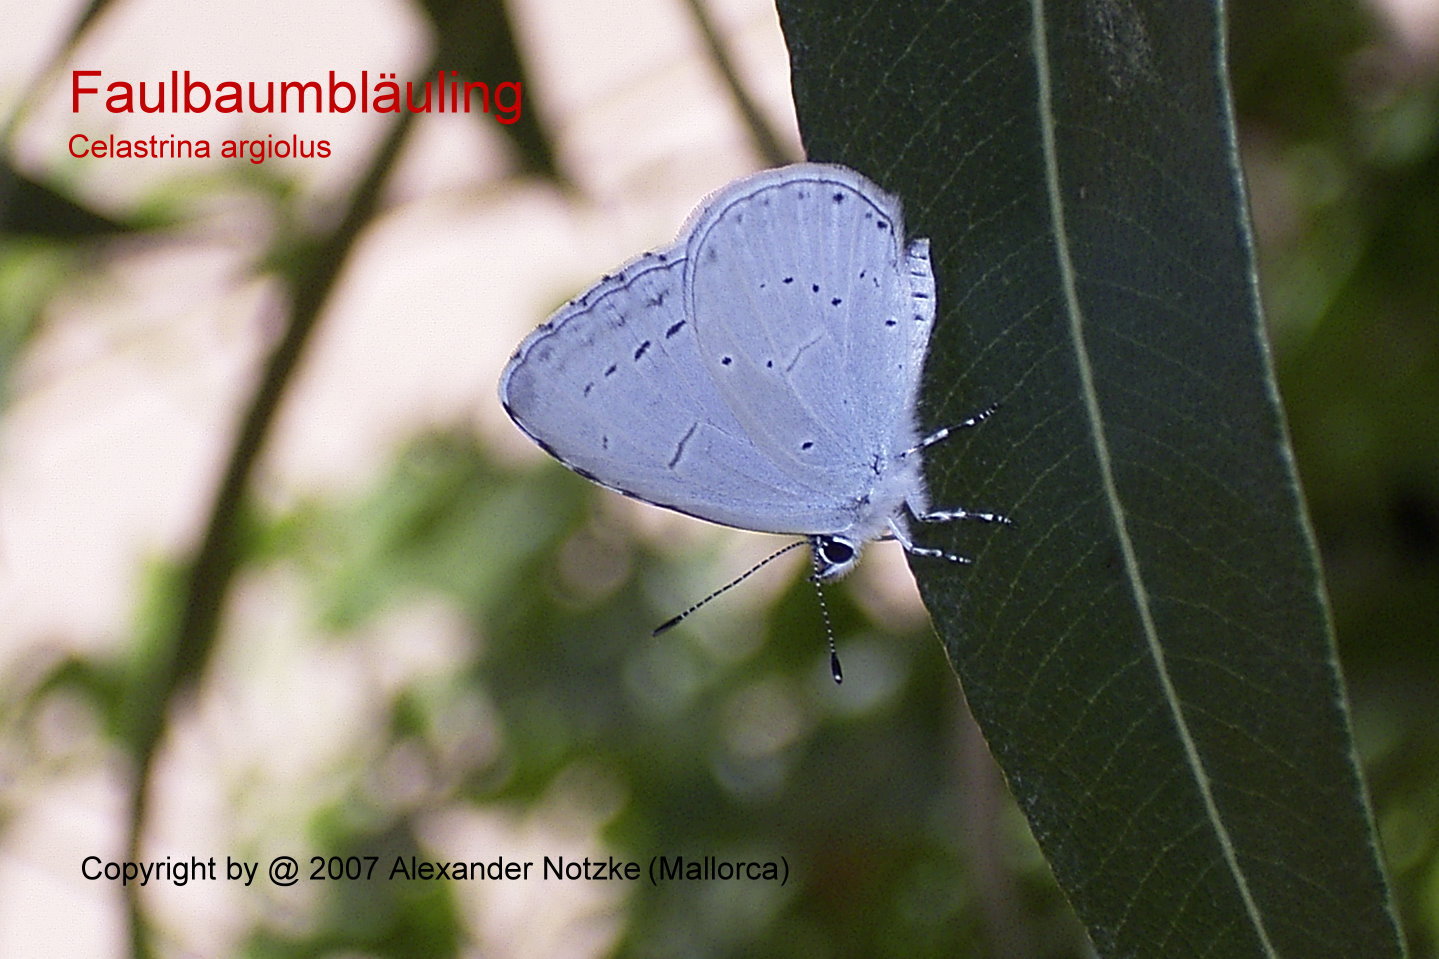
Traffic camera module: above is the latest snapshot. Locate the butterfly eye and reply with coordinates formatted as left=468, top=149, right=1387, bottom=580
left=811, top=535, right=859, bottom=580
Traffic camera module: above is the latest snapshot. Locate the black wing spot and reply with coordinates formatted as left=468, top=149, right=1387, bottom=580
left=634, top=340, right=651, bottom=360
left=765, top=359, right=774, bottom=368
left=602, top=435, right=609, bottom=450
left=783, top=276, right=794, bottom=284
left=811, top=283, right=820, bottom=293
left=832, top=192, right=845, bottom=203
left=831, top=297, right=842, bottom=306
left=801, top=441, right=814, bottom=451
left=885, top=319, right=897, bottom=327
left=720, top=356, right=733, bottom=366
left=914, top=314, right=926, bottom=322
left=583, top=382, right=595, bottom=395
left=668, top=423, right=698, bottom=469
left=605, top=364, right=618, bottom=376
left=657, top=253, right=668, bottom=262
left=665, top=320, right=686, bottom=338
left=877, top=220, right=890, bottom=231
left=646, top=291, right=668, bottom=307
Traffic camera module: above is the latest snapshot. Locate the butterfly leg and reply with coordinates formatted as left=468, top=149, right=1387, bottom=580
left=913, top=505, right=1012, bottom=525
left=886, top=520, right=972, bottom=565
left=900, top=402, right=1000, bottom=458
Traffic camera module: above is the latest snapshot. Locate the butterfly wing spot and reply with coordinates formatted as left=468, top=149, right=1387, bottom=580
left=782, top=277, right=794, bottom=284
left=800, top=440, right=814, bottom=451
left=720, top=355, right=733, bottom=366
left=831, top=298, right=843, bottom=307
left=634, top=340, right=651, bottom=361
left=832, top=192, right=845, bottom=203
left=668, top=422, right=698, bottom=469
left=885, top=319, right=897, bottom=327
left=665, top=320, right=686, bottom=338
left=646, top=291, right=668, bottom=308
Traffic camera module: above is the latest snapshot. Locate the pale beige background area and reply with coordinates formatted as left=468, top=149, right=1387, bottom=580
left=1, top=0, right=803, bottom=955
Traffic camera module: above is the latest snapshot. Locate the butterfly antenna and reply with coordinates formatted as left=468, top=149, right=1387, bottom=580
left=652, top=540, right=808, bottom=636
left=809, top=556, right=843, bottom=684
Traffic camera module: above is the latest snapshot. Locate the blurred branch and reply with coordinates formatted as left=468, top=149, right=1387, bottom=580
left=0, top=0, right=117, bottom=146
left=680, top=0, right=796, bottom=167
left=119, top=66, right=424, bottom=959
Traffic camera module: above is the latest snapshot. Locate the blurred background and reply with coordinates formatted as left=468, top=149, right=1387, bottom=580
left=0, top=0, right=1435, bottom=956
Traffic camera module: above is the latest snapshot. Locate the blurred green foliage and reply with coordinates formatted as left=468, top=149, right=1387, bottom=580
left=2, top=0, right=1436, bottom=956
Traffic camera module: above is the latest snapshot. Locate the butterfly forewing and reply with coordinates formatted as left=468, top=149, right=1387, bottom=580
left=684, top=166, right=928, bottom=500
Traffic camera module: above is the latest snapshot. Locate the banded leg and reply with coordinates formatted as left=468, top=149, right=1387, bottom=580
left=901, top=402, right=1000, bottom=458
left=886, top=521, right=972, bottom=565
left=914, top=506, right=1013, bottom=526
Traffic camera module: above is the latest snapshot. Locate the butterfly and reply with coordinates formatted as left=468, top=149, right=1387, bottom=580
left=499, top=164, right=1006, bottom=677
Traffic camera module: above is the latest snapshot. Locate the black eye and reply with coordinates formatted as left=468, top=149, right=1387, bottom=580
left=818, top=537, right=854, bottom=566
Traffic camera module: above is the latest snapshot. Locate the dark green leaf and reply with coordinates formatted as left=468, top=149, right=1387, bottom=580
left=776, top=1, right=1405, bottom=956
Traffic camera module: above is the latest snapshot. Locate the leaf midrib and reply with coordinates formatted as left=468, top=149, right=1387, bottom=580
left=1028, top=0, right=1280, bottom=953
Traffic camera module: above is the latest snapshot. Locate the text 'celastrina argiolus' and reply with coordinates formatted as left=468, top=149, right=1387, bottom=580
left=499, top=163, right=1006, bottom=676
